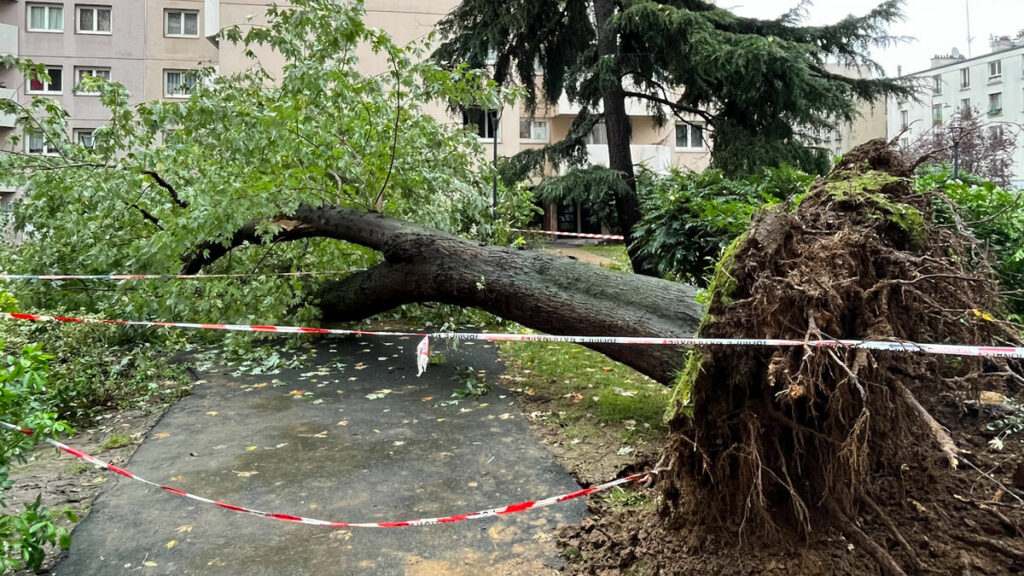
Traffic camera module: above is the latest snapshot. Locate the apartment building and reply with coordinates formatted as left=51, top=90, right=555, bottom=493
left=0, top=1, right=217, bottom=182
left=0, top=0, right=712, bottom=235
left=210, top=1, right=711, bottom=234
left=887, top=33, right=1024, bottom=188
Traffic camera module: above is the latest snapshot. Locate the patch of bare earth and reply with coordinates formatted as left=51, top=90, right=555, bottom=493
left=9, top=408, right=175, bottom=574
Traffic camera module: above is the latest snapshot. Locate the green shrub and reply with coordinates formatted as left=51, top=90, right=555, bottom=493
left=0, top=340, right=76, bottom=572
left=915, top=166, right=1024, bottom=317
left=632, top=165, right=814, bottom=285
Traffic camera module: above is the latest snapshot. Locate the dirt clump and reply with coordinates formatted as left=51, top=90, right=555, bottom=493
left=563, top=140, right=1024, bottom=575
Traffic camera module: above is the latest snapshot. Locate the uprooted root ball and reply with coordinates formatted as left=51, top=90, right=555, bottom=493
left=566, top=140, right=1024, bottom=576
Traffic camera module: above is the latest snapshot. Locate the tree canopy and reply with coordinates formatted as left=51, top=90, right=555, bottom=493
left=434, top=0, right=915, bottom=272
left=909, top=104, right=1020, bottom=187
left=0, top=0, right=519, bottom=329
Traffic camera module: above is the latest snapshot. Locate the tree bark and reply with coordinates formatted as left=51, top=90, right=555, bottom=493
left=182, top=205, right=702, bottom=384
left=592, top=0, right=659, bottom=277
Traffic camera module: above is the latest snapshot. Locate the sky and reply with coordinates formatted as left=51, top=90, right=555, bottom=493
left=722, top=0, right=1024, bottom=76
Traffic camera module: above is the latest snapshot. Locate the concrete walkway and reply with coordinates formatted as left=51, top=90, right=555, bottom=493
left=54, top=337, right=585, bottom=575
left=538, top=241, right=620, bottom=268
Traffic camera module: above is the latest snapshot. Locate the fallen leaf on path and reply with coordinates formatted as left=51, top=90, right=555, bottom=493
left=246, top=446, right=258, bottom=451
left=601, top=367, right=614, bottom=372
left=166, top=540, right=177, bottom=550
left=176, top=525, right=193, bottom=534
left=205, top=411, right=218, bottom=416
left=288, top=390, right=307, bottom=396
left=152, top=432, right=170, bottom=439
left=612, top=387, right=637, bottom=397
left=337, top=421, right=349, bottom=426
left=421, top=396, right=433, bottom=402
left=170, top=475, right=183, bottom=482
left=298, top=431, right=328, bottom=438
left=233, top=470, right=259, bottom=478
left=143, top=561, right=158, bottom=567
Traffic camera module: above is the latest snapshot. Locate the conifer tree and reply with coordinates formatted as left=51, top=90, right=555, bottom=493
left=435, top=0, right=915, bottom=274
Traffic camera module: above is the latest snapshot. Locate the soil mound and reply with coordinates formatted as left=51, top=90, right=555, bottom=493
left=564, top=140, right=1024, bottom=575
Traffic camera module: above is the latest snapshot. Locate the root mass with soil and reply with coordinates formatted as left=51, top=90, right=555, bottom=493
left=565, top=140, right=1024, bottom=575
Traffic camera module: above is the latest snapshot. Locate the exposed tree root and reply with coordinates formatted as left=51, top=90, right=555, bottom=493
left=956, top=532, right=1024, bottom=562
left=829, top=500, right=907, bottom=576
left=896, top=382, right=959, bottom=469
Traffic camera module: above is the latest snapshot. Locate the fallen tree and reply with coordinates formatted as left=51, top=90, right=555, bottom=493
left=181, top=204, right=702, bottom=384
left=3, top=3, right=1021, bottom=572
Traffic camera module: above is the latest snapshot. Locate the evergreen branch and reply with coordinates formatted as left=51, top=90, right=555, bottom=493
left=622, top=90, right=712, bottom=123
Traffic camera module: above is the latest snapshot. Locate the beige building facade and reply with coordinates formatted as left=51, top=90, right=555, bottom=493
left=1, top=0, right=713, bottom=233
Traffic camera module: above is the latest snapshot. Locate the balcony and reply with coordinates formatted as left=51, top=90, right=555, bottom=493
left=0, top=88, right=15, bottom=128
left=563, top=144, right=673, bottom=175
left=0, top=22, right=16, bottom=57
left=555, top=92, right=656, bottom=117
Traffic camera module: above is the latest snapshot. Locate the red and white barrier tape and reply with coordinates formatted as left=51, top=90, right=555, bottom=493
left=3, top=311, right=1024, bottom=362
left=510, top=229, right=624, bottom=241
left=0, top=421, right=644, bottom=528
left=0, top=271, right=358, bottom=281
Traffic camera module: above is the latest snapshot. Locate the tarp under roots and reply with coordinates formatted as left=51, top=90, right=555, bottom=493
left=565, top=140, right=1024, bottom=575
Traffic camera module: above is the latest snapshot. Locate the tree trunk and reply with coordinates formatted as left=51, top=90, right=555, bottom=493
left=592, top=0, right=659, bottom=277
left=183, top=205, right=701, bottom=384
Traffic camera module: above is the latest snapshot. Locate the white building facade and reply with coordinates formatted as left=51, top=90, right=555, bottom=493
left=887, top=33, right=1024, bottom=188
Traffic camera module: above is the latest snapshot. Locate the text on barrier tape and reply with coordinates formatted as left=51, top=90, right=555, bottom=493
left=2, top=312, right=1023, bottom=364
left=0, top=421, right=645, bottom=528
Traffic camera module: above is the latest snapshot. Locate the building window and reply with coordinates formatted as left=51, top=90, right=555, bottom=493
left=74, top=129, right=95, bottom=148
left=932, top=74, right=942, bottom=94
left=989, top=60, right=1002, bottom=80
left=988, top=92, right=1002, bottom=115
left=164, top=70, right=197, bottom=98
left=960, top=98, right=971, bottom=111
left=26, top=132, right=58, bottom=155
left=675, top=123, right=704, bottom=149
left=960, top=68, right=970, bottom=88
left=27, top=67, right=63, bottom=94
left=165, top=10, right=199, bottom=37
left=74, top=67, right=110, bottom=95
left=27, top=3, right=64, bottom=32
left=519, top=119, right=549, bottom=142
left=899, top=110, right=908, bottom=130
left=462, top=108, right=500, bottom=140
left=989, top=126, right=1004, bottom=141
left=76, top=5, right=111, bottom=34
left=900, top=137, right=909, bottom=149
left=931, top=103, right=943, bottom=125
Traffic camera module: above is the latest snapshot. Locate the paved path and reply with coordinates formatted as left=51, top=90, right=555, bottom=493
left=538, top=242, right=620, bottom=268
left=54, top=336, right=585, bottom=575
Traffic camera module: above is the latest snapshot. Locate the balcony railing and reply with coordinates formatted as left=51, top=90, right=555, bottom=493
left=0, top=22, right=17, bottom=58
left=560, top=144, right=673, bottom=175
left=0, top=88, right=16, bottom=129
